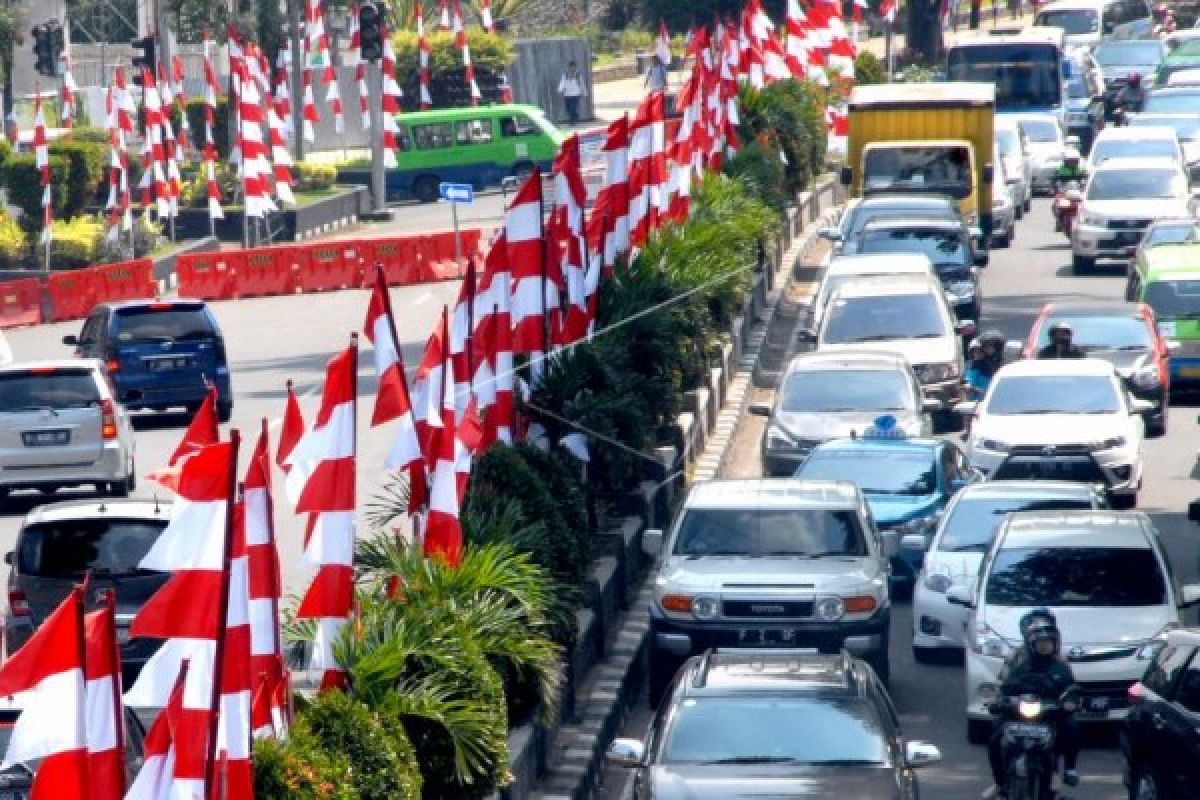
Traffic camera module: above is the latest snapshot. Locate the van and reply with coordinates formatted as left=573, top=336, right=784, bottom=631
left=1126, top=242, right=1200, bottom=385
left=1034, top=0, right=1152, bottom=49
left=388, top=104, right=562, bottom=202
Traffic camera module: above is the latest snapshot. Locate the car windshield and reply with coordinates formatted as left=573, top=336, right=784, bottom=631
left=672, top=508, right=868, bottom=557
left=985, top=546, right=1167, bottom=606
left=985, top=375, right=1120, bottom=414
left=848, top=205, right=954, bottom=238
left=1131, top=116, right=1200, bottom=142
left=1144, top=92, right=1200, bottom=113
left=1095, top=42, right=1163, bottom=66
left=939, top=496, right=1094, bottom=552
left=948, top=44, right=1062, bottom=109
left=1035, top=315, right=1153, bottom=350
left=1143, top=222, right=1200, bottom=247
left=782, top=368, right=914, bottom=413
left=1145, top=278, right=1200, bottom=318
left=1170, top=39, right=1200, bottom=58
left=1092, top=139, right=1179, bottom=166
left=1019, top=118, right=1060, bottom=143
left=16, top=519, right=167, bottom=579
left=823, top=292, right=947, bottom=343
left=862, top=146, right=972, bottom=198
left=1087, top=169, right=1184, bottom=200
left=1036, top=8, right=1098, bottom=34
left=0, top=370, right=101, bottom=412
left=114, top=306, right=216, bottom=342
left=798, top=449, right=937, bottom=496
left=661, top=696, right=889, bottom=765
left=857, top=228, right=968, bottom=270
left=996, top=129, right=1020, bottom=157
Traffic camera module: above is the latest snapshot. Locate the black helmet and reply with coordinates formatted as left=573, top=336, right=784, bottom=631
left=980, top=329, right=1006, bottom=348
left=1020, top=608, right=1060, bottom=657
left=1048, top=320, right=1073, bottom=337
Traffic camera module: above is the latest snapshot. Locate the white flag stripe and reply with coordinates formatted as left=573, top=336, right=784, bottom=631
left=215, top=689, right=253, bottom=760
left=1, top=668, right=86, bottom=768
left=123, top=638, right=216, bottom=710
left=243, top=486, right=271, bottom=546
left=249, top=598, right=279, bottom=655
left=287, top=402, right=355, bottom=464
left=303, top=511, right=355, bottom=568
left=140, top=499, right=228, bottom=572
left=85, top=674, right=119, bottom=752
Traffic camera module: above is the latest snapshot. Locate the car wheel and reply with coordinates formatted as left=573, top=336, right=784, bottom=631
left=1112, top=491, right=1137, bottom=510
left=413, top=176, right=440, bottom=204
left=126, top=460, right=137, bottom=492
left=217, top=402, right=232, bottom=424
left=867, top=647, right=890, bottom=686
left=993, top=230, right=1011, bottom=249
left=1072, top=254, right=1095, bottom=274
left=1131, top=768, right=1162, bottom=800
left=1147, top=413, right=1167, bottom=438
left=967, top=718, right=992, bottom=746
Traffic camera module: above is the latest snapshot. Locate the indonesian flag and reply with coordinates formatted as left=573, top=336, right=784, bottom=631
left=417, top=5, right=433, bottom=109
left=453, top=0, right=483, bottom=105
left=880, top=0, right=897, bottom=23
left=481, top=0, right=495, bottom=32
left=0, top=589, right=87, bottom=799
left=216, top=490, right=254, bottom=798
left=146, top=385, right=219, bottom=492
left=656, top=20, right=672, bottom=65
left=627, top=91, right=668, bottom=248
left=277, top=380, right=310, bottom=505
left=553, top=136, right=591, bottom=345
left=475, top=236, right=514, bottom=447
left=60, top=53, right=77, bottom=129
left=290, top=342, right=357, bottom=691
left=438, top=0, right=451, bottom=28
left=364, top=266, right=429, bottom=511
left=601, top=114, right=631, bottom=263
left=124, top=664, right=187, bottom=800
left=84, top=593, right=126, bottom=800
left=505, top=171, right=555, bottom=354
left=33, top=93, right=51, bottom=246
left=785, top=0, right=810, bottom=78
left=410, top=309, right=448, bottom=459
left=423, top=334, right=464, bottom=567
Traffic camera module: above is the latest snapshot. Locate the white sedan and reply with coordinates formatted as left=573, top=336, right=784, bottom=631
left=957, top=358, right=1151, bottom=508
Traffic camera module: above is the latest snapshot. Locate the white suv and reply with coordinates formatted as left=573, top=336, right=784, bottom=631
left=644, top=480, right=894, bottom=696
left=949, top=510, right=1200, bottom=744
left=958, top=358, right=1150, bottom=508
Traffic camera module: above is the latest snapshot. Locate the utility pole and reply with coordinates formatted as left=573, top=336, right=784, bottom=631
left=368, top=59, right=384, bottom=212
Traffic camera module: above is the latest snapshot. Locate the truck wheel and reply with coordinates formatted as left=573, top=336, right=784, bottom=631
left=414, top=177, right=440, bottom=204
left=1072, top=254, right=1095, bottom=274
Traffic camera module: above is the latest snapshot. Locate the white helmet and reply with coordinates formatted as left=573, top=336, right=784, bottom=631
left=1063, top=147, right=1082, bottom=162
left=1065, top=135, right=1082, bottom=149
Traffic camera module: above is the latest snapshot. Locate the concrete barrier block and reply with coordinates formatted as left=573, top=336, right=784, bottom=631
left=586, top=557, right=621, bottom=652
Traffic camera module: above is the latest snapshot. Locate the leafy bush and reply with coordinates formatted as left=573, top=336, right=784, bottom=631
left=48, top=139, right=109, bottom=215
left=639, top=0, right=784, bottom=32
left=855, top=51, right=888, bottom=84
left=179, top=164, right=238, bottom=209
left=63, top=127, right=110, bottom=145
left=0, top=138, right=13, bottom=175
left=0, top=213, right=26, bottom=266
left=737, top=80, right=827, bottom=198
left=185, top=97, right=232, bottom=160
left=391, top=30, right=515, bottom=109
left=43, top=214, right=104, bottom=269
left=2, top=154, right=70, bottom=229
left=294, top=162, right=337, bottom=191
left=724, top=142, right=790, bottom=212
left=253, top=730, right=357, bottom=800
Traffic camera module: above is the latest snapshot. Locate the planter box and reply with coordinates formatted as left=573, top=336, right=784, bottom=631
left=170, top=187, right=367, bottom=243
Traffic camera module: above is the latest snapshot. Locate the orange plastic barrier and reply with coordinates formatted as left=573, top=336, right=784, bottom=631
left=237, top=247, right=297, bottom=298
left=91, top=259, right=155, bottom=305
left=47, top=270, right=100, bottom=322
left=369, top=238, right=424, bottom=286
left=302, top=242, right=362, bottom=292
left=177, top=251, right=241, bottom=300
left=0, top=278, right=43, bottom=328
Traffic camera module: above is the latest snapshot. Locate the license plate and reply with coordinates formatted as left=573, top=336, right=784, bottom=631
left=1084, top=695, right=1116, bottom=713
left=1005, top=722, right=1053, bottom=739
left=21, top=429, right=69, bottom=447
left=1180, top=367, right=1200, bottom=378
left=147, top=356, right=191, bottom=371
left=738, top=629, right=802, bottom=646
left=1118, top=232, right=1141, bottom=243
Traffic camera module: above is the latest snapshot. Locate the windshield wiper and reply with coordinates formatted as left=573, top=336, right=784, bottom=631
left=809, top=759, right=885, bottom=766
left=951, top=543, right=989, bottom=552
left=849, top=334, right=903, bottom=342
left=702, top=756, right=804, bottom=765
left=5, top=406, right=58, bottom=416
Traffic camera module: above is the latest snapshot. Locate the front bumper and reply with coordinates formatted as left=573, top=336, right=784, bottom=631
left=971, top=446, right=1140, bottom=495
left=0, top=442, right=129, bottom=491
left=968, top=649, right=1139, bottom=722
left=1073, top=223, right=1145, bottom=261
left=912, top=580, right=971, bottom=649
left=649, top=605, right=891, bottom=659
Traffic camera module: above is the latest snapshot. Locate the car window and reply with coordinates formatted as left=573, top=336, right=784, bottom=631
left=1143, top=644, right=1196, bottom=696
left=455, top=119, right=493, bottom=145
left=16, top=519, right=167, bottom=579
left=1141, top=221, right=1200, bottom=247
left=1035, top=315, right=1153, bottom=350
left=0, top=369, right=102, bottom=412
left=79, top=314, right=102, bottom=346
left=1145, top=278, right=1200, bottom=319
left=673, top=508, right=868, bottom=557
left=938, top=496, right=1094, bottom=552
left=1174, top=665, right=1200, bottom=712
left=1036, top=8, right=1099, bottom=33
left=857, top=229, right=968, bottom=270
left=500, top=115, right=538, bottom=137
left=822, top=291, right=947, bottom=344
left=780, top=368, right=914, bottom=413
left=1144, top=92, right=1200, bottom=113
left=985, top=546, right=1167, bottom=606
left=1019, top=118, right=1060, bottom=143
left=113, top=307, right=216, bottom=342
left=1091, top=140, right=1180, bottom=167
left=985, top=374, right=1120, bottom=414
left=1095, top=42, right=1163, bottom=66
left=659, top=697, right=890, bottom=765
left=412, top=122, right=455, bottom=149
left=939, top=447, right=959, bottom=484
left=799, top=449, right=937, bottom=496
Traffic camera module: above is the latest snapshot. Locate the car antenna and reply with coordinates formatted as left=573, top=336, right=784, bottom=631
left=152, top=492, right=162, bottom=514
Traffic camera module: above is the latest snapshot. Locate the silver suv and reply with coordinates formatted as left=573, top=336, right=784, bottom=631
left=643, top=479, right=895, bottom=700
left=0, top=360, right=136, bottom=502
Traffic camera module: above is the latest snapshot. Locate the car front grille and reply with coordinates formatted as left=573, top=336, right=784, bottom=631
left=1106, top=219, right=1153, bottom=231
left=1009, top=444, right=1091, bottom=456
left=1067, top=645, right=1140, bottom=663
left=722, top=600, right=815, bottom=618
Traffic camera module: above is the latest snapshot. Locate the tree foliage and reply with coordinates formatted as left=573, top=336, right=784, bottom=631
left=391, top=29, right=514, bottom=109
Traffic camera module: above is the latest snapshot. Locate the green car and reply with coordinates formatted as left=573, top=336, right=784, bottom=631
left=1126, top=240, right=1200, bottom=385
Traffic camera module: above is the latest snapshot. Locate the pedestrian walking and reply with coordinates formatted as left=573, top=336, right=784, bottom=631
left=645, top=55, right=668, bottom=92
left=558, top=60, right=586, bottom=126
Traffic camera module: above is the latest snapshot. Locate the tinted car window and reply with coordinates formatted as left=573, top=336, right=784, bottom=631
left=1035, top=315, right=1153, bottom=350
left=660, top=697, right=889, bottom=765
left=0, top=370, right=101, bottom=412
left=1145, top=279, right=1200, bottom=319
left=986, top=375, right=1120, bottom=414
left=17, top=519, right=167, bottom=578
left=1087, top=168, right=1185, bottom=200
left=800, top=449, right=937, bottom=496
left=823, top=292, right=946, bottom=344
left=1175, top=665, right=1200, bottom=712
left=1092, top=139, right=1179, bottom=166
left=1143, top=644, right=1197, bottom=695
left=1095, top=41, right=1164, bottom=66
left=113, top=307, right=216, bottom=342
left=781, top=369, right=913, bottom=413
left=1036, top=9, right=1099, bottom=34
left=674, top=509, right=867, bottom=557
left=986, top=546, right=1167, bottom=606
left=939, top=496, right=1094, bottom=552
left=857, top=229, right=968, bottom=269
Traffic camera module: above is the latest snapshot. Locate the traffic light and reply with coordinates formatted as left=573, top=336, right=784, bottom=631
left=131, top=35, right=155, bottom=85
left=31, top=22, right=62, bottom=78
left=359, top=1, right=383, bottom=62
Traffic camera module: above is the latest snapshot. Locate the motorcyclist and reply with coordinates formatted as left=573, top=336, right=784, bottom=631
left=979, top=329, right=1008, bottom=373
left=964, top=340, right=994, bottom=400
left=1037, top=321, right=1086, bottom=359
left=1114, top=73, right=1146, bottom=115
left=986, top=609, right=1081, bottom=798
left=1053, top=149, right=1087, bottom=232
left=1153, top=3, right=1177, bottom=35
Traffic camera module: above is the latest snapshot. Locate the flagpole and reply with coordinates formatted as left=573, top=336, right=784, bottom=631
left=105, top=588, right=127, bottom=796
left=205, top=429, right=241, bottom=800
left=465, top=254, right=476, bottom=394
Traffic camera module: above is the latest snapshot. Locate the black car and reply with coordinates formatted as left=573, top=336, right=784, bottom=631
left=5, top=498, right=169, bottom=687
left=1121, top=628, right=1200, bottom=800
left=854, top=216, right=988, bottom=321
left=607, top=649, right=942, bottom=800
left=820, top=193, right=974, bottom=257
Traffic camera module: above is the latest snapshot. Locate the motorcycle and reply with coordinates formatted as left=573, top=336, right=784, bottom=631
left=1053, top=181, right=1083, bottom=239
left=991, top=690, right=1078, bottom=800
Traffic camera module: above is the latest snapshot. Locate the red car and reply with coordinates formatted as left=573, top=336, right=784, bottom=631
left=1020, top=302, right=1173, bottom=436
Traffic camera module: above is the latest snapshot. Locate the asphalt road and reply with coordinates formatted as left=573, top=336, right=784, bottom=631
left=0, top=280, right=462, bottom=618
left=602, top=198, right=1200, bottom=800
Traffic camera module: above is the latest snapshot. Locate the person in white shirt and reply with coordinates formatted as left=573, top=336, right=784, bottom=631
left=558, top=61, right=586, bottom=125
left=645, top=56, right=667, bottom=91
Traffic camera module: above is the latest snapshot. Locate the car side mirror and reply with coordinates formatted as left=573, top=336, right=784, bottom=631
left=953, top=400, right=978, bottom=416
left=1179, top=584, right=1200, bottom=607
left=921, top=398, right=941, bottom=413
left=62, top=334, right=78, bottom=346
left=748, top=403, right=772, bottom=417
left=905, top=740, right=942, bottom=769
left=839, top=165, right=852, bottom=185
left=974, top=249, right=989, bottom=267
left=1131, top=397, right=1156, bottom=414
left=607, top=738, right=647, bottom=768
left=1189, top=500, right=1200, bottom=523
left=818, top=226, right=843, bottom=242
left=946, top=585, right=974, bottom=608
left=642, top=528, right=663, bottom=557
left=900, top=533, right=929, bottom=551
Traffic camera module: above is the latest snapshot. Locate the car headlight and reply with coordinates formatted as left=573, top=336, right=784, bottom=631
left=765, top=425, right=792, bottom=449
left=944, top=280, right=976, bottom=301
left=971, top=621, right=1013, bottom=658
left=979, top=438, right=1012, bottom=453
left=914, top=362, right=960, bottom=383
left=923, top=566, right=953, bottom=594
left=814, top=596, right=845, bottom=621
left=1089, top=435, right=1127, bottom=450
left=1082, top=214, right=1106, bottom=227
left=1132, top=364, right=1161, bottom=389
left=692, top=596, right=720, bottom=620
left=1018, top=699, right=1044, bottom=719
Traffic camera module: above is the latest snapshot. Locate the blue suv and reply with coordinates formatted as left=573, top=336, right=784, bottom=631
left=64, top=300, right=233, bottom=421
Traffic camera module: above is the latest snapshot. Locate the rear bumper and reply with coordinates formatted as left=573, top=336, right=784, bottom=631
left=649, top=605, right=890, bottom=659
left=116, top=371, right=232, bottom=409
left=0, top=442, right=128, bottom=490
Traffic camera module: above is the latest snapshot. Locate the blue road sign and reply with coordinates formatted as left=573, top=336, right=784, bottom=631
left=439, top=182, right=474, bottom=204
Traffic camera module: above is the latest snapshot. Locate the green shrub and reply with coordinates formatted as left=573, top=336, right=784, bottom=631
left=724, top=142, right=789, bottom=213
left=855, top=51, right=888, bottom=85
left=64, top=127, right=111, bottom=145
left=2, top=153, right=70, bottom=228
left=43, top=214, right=104, bottom=269
left=0, top=213, right=26, bottom=266
left=617, top=28, right=655, bottom=52
left=294, top=162, right=337, bottom=191
left=0, top=138, right=13, bottom=174
left=638, top=0, right=784, bottom=33
left=185, top=97, right=232, bottom=160
left=48, top=139, right=108, bottom=215
left=253, top=729, right=357, bottom=800
left=391, top=30, right=514, bottom=109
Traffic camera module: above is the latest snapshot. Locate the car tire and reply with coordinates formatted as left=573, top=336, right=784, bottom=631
left=967, top=718, right=992, bottom=746
left=1131, top=767, right=1163, bottom=800
left=993, top=230, right=1011, bottom=249
left=1072, top=254, right=1095, bottom=274
left=867, top=648, right=890, bottom=686
left=413, top=176, right=440, bottom=204
left=217, top=402, right=232, bottom=424
left=126, top=460, right=137, bottom=492
left=1147, top=413, right=1167, bottom=438
left=1112, top=491, right=1137, bottom=510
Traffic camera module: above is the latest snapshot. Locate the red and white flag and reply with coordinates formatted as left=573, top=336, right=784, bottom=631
left=289, top=342, right=357, bottom=690
left=506, top=172, right=554, bottom=355
left=33, top=93, right=52, bottom=246
left=146, top=385, right=219, bottom=492
left=277, top=379, right=311, bottom=505
left=417, top=5, right=433, bottom=109
left=124, top=664, right=187, bottom=800
left=84, top=593, right=126, bottom=800
left=437, top=0, right=451, bottom=29
left=627, top=91, right=668, bottom=248
left=380, top=18, right=404, bottom=168
left=364, top=266, right=429, bottom=511
left=656, top=20, right=672, bottom=66
left=880, top=0, right=898, bottom=23
left=474, top=236, right=514, bottom=447
left=600, top=114, right=631, bottom=263
left=104, top=68, right=135, bottom=238
left=60, top=53, right=77, bottom=129
left=423, top=324, right=464, bottom=566
left=171, top=56, right=191, bottom=152
left=453, top=0, right=483, bottom=105
left=553, top=135, right=590, bottom=345
left=0, top=588, right=87, bottom=799
left=203, top=37, right=225, bottom=221
left=785, top=0, right=810, bottom=78
left=481, top=0, right=495, bottom=32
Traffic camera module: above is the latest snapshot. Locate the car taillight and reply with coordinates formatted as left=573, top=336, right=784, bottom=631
left=1128, top=682, right=1145, bottom=702
left=100, top=398, right=118, bottom=440
left=104, top=348, right=120, bottom=373
left=8, top=589, right=30, bottom=619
